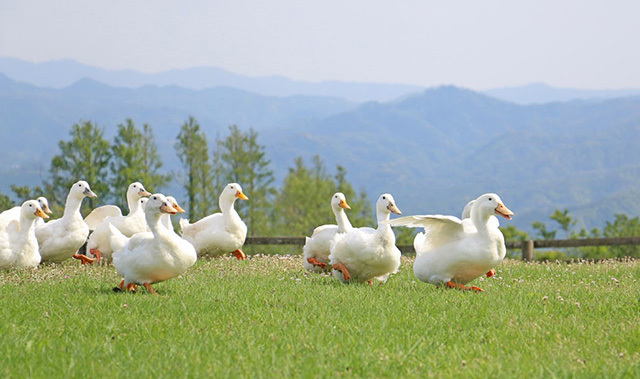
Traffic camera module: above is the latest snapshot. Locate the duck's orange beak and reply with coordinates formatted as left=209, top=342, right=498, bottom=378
left=236, top=191, right=248, bottom=200
left=35, top=207, right=49, bottom=219
left=172, top=201, right=185, bottom=213
left=339, top=199, right=351, bottom=210
left=495, top=203, right=514, bottom=220
left=160, top=203, right=178, bottom=215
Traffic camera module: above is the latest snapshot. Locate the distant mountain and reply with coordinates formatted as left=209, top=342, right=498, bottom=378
left=483, top=82, right=640, bottom=105
left=1, top=75, right=640, bottom=233
left=0, top=57, right=424, bottom=103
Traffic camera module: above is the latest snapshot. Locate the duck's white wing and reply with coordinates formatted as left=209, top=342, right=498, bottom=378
left=387, top=215, right=464, bottom=251
left=84, top=206, right=122, bottom=230
left=108, top=224, right=130, bottom=254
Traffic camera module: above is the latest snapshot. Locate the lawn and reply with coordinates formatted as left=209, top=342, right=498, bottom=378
left=1, top=255, right=638, bottom=378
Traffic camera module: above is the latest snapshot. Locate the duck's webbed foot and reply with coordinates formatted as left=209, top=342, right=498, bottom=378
left=332, top=262, right=351, bottom=281
left=446, top=281, right=483, bottom=292
left=72, top=253, right=95, bottom=265
left=89, top=248, right=102, bottom=263
left=486, top=269, right=496, bottom=278
left=143, top=282, right=158, bottom=295
left=231, top=249, right=246, bottom=260
left=307, top=257, right=327, bottom=268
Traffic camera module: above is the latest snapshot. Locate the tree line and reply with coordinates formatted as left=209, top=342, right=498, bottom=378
left=1, top=118, right=638, bottom=258
left=0, top=118, right=372, bottom=237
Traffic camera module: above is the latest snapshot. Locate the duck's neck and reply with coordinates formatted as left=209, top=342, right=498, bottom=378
left=220, top=197, right=238, bottom=221
left=148, top=212, right=169, bottom=237
left=376, top=210, right=396, bottom=245
left=334, top=208, right=352, bottom=233
left=19, top=216, right=36, bottom=234
left=62, top=193, right=83, bottom=219
left=471, top=208, right=491, bottom=232
left=127, top=193, right=140, bottom=215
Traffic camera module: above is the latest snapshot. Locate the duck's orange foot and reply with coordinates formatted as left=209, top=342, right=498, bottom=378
left=446, top=281, right=483, bottom=292
left=332, top=262, right=351, bottom=281
left=307, top=257, right=327, bottom=268
left=89, top=248, right=102, bottom=263
left=72, top=253, right=95, bottom=265
left=127, top=282, right=138, bottom=292
left=231, top=249, right=246, bottom=260
left=368, top=279, right=373, bottom=286
left=143, top=282, right=158, bottom=295
left=486, top=269, right=496, bottom=278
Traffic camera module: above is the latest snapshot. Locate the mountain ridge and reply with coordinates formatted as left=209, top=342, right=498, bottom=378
left=1, top=74, right=639, bottom=233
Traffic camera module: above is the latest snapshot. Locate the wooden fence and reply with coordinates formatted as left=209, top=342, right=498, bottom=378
left=245, top=236, right=640, bottom=260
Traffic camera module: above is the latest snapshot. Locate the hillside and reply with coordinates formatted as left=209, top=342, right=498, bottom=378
left=0, top=57, right=423, bottom=103
left=1, top=75, right=639, bottom=232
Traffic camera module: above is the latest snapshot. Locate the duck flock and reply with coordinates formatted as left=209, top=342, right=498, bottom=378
left=0, top=180, right=513, bottom=294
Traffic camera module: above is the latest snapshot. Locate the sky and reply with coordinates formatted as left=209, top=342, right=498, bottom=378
left=1, top=0, right=639, bottom=90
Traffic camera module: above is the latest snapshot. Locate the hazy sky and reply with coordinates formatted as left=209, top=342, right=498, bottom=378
left=1, top=0, right=639, bottom=90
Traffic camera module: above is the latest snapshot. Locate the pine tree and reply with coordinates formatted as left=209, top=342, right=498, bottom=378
left=110, top=119, right=169, bottom=209
left=274, top=156, right=338, bottom=236
left=45, top=121, right=111, bottom=215
left=175, top=117, right=214, bottom=220
left=213, top=125, right=276, bottom=236
left=0, top=192, right=12, bottom=211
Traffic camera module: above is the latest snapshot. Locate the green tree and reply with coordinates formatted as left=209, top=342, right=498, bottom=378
left=531, top=221, right=557, bottom=240
left=603, top=214, right=640, bottom=258
left=110, top=119, right=169, bottom=209
left=550, top=208, right=577, bottom=238
left=274, top=156, right=337, bottom=236
left=175, top=117, right=214, bottom=220
left=214, top=125, right=276, bottom=236
left=500, top=225, right=530, bottom=242
left=45, top=121, right=111, bottom=215
left=576, top=226, right=611, bottom=259
left=10, top=184, right=45, bottom=203
left=0, top=192, right=12, bottom=211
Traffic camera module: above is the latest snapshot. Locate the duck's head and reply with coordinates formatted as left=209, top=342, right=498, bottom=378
left=72, top=181, right=97, bottom=199
left=377, top=193, right=402, bottom=215
left=331, top=192, right=350, bottom=211
left=139, top=197, right=148, bottom=210
left=22, top=199, right=49, bottom=220
left=474, top=193, right=513, bottom=220
left=166, top=196, right=185, bottom=213
left=36, top=196, right=52, bottom=214
left=129, top=182, right=151, bottom=198
left=222, top=183, right=249, bottom=202
left=147, top=194, right=178, bottom=215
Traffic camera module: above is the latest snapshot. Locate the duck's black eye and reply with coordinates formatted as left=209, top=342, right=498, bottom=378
left=382, top=196, right=386, bottom=200
left=152, top=196, right=157, bottom=200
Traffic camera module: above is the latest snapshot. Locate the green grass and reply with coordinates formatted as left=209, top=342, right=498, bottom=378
left=1, top=255, right=639, bottom=378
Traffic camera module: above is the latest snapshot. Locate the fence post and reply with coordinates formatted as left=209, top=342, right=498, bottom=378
left=522, top=240, right=534, bottom=261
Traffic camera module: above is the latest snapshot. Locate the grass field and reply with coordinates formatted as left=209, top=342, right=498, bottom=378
left=1, top=255, right=638, bottom=378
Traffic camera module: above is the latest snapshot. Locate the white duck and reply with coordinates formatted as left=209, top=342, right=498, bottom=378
left=180, top=183, right=248, bottom=260
left=0, top=200, right=49, bottom=268
left=110, top=193, right=197, bottom=295
left=0, top=196, right=52, bottom=229
left=387, top=193, right=513, bottom=292
left=329, top=194, right=402, bottom=284
left=84, top=182, right=150, bottom=230
left=36, top=181, right=97, bottom=264
left=302, top=192, right=353, bottom=273
left=85, top=182, right=151, bottom=262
